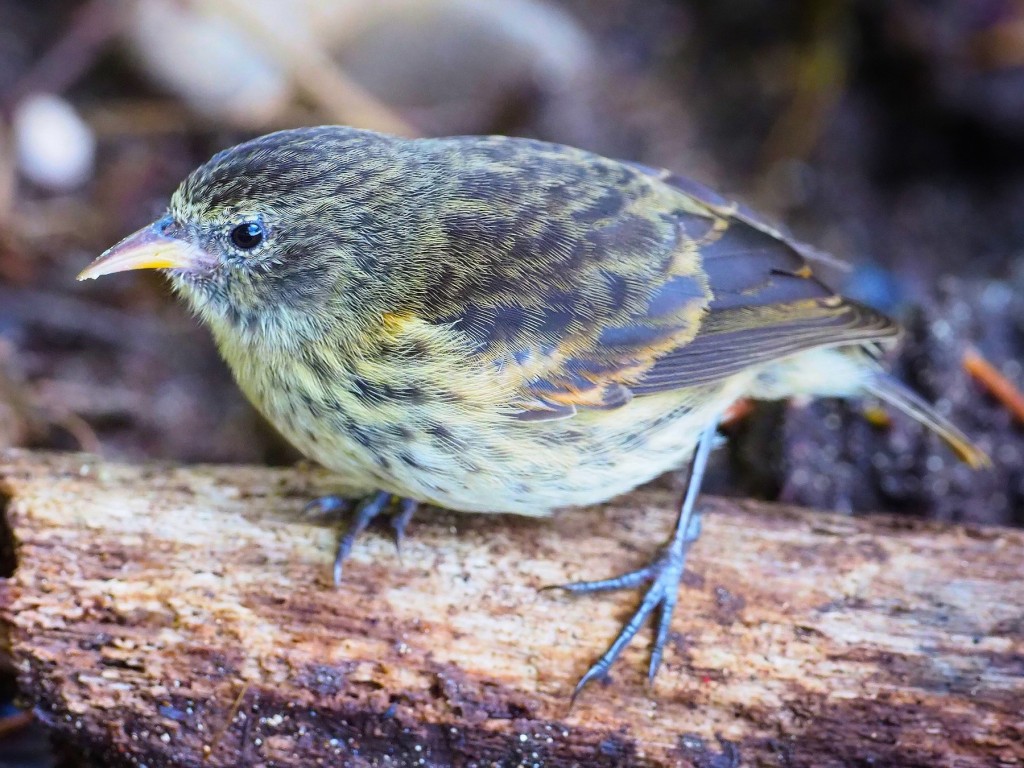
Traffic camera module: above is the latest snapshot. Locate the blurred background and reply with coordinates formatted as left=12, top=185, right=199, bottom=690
left=1, top=0, right=1022, bottom=763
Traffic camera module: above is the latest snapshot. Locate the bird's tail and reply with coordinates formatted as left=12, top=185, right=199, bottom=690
left=863, top=372, right=991, bottom=469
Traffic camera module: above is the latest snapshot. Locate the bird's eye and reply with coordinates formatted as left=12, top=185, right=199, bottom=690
left=229, top=221, right=265, bottom=250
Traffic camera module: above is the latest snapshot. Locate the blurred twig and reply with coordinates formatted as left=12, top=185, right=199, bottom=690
left=54, top=412, right=103, bottom=454
left=193, top=0, right=420, bottom=137
left=964, top=346, right=1024, bottom=424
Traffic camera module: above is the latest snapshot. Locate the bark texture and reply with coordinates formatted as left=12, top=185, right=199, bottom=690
left=0, top=450, right=1022, bottom=767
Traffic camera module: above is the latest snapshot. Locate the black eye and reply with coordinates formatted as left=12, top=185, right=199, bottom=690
left=230, top=221, right=264, bottom=250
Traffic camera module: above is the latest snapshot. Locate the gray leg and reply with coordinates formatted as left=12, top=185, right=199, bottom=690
left=390, top=497, right=419, bottom=553
left=304, top=492, right=421, bottom=583
left=545, top=420, right=718, bottom=701
left=333, top=491, right=393, bottom=584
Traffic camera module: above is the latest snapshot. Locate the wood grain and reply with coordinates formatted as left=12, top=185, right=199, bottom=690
left=1, top=450, right=1022, bottom=767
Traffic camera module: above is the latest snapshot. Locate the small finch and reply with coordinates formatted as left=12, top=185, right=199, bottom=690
left=79, top=126, right=987, bottom=698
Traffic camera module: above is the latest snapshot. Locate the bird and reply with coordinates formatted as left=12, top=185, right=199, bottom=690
left=78, top=125, right=988, bottom=699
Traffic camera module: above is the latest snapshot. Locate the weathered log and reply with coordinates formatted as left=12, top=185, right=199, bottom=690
left=0, top=449, right=1021, bottom=767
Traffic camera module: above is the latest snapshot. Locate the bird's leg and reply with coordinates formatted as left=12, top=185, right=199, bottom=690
left=390, top=497, right=419, bottom=554
left=545, top=420, right=719, bottom=701
left=333, top=490, right=393, bottom=584
left=306, top=492, right=421, bottom=584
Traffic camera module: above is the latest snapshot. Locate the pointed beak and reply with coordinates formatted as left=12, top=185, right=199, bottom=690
left=77, top=218, right=215, bottom=281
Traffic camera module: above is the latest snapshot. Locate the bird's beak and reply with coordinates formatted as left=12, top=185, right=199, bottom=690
left=77, top=219, right=215, bottom=281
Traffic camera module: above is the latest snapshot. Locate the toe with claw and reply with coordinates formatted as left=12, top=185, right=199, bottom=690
left=302, top=494, right=353, bottom=519
left=550, top=513, right=701, bottom=703
left=333, top=490, right=393, bottom=584
left=545, top=420, right=719, bottom=701
left=302, top=491, right=420, bottom=585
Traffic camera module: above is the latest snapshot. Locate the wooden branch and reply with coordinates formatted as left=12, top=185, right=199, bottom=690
left=1, top=450, right=1022, bottom=767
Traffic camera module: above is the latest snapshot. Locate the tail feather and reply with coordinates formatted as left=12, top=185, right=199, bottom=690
left=864, top=372, right=991, bottom=469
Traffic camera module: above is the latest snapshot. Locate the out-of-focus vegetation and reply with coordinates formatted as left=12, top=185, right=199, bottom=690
left=1, top=1, right=1023, bottom=762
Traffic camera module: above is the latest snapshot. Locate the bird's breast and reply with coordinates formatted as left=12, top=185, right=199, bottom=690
left=212, top=326, right=513, bottom=488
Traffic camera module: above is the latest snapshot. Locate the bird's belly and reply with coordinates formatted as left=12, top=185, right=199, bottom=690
left=278, top=383, right=742, bottom=516
left=420, top=400, right=684, bottom=514
left=224, top=341, right=751, bottom=516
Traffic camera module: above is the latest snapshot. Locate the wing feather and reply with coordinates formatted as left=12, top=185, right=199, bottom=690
left=633, top=299, right=896, bottom=393
left=419, top=139, right=897, bottom=418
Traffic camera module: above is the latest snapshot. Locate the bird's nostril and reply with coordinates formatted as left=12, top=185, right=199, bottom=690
left=155, top=214, right=183, bottom=239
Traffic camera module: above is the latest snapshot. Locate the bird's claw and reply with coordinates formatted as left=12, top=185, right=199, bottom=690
left=324, top=491, right=419, bottom=584
left=302, top=494, right=353, bottom=520
left=548, top=510, right=703, bottom=704
left=390, top=497, right=419, bottom=557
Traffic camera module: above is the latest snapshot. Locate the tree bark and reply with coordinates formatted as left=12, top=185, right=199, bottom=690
left=0, top=449, right=1021, bottom=767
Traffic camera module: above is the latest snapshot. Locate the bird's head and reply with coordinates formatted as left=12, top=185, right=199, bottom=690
left=79, top=127, right=415, bottom=349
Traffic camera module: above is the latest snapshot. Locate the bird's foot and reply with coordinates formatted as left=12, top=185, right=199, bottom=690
left=304, top=492, right=419, bottom=584
left=545, top=512, right=702, bottom=703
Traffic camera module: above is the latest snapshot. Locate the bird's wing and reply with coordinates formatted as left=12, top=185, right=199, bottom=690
left=422, top=139, right=896, bottom=419
left=624, top=165, right=898, bottom=394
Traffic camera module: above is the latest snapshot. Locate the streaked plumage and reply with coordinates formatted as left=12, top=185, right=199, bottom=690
left=79, top=126, right=987, bottom=695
